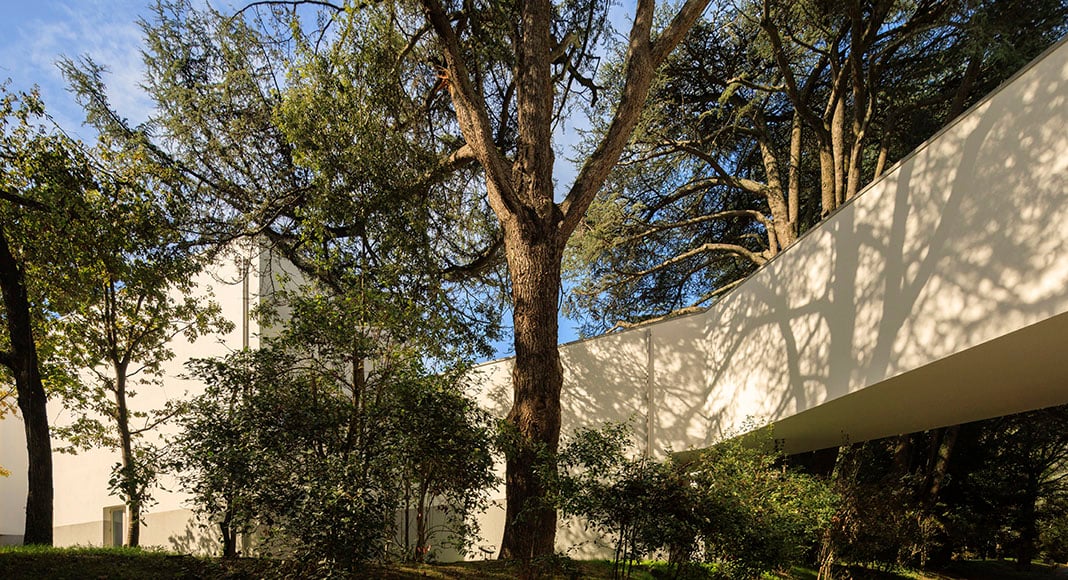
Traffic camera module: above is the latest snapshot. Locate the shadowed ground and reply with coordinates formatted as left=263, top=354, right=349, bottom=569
left=1, top=546, right=1065, bottom=579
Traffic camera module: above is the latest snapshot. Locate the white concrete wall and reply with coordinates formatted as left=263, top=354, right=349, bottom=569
left=690, top=34, right=1068, bottom=451
left=0, top=414, right=27, bottom=542
left=0, top=246, right=262, bottom=549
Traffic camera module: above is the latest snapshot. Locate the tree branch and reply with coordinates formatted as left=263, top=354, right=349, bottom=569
left=442, top=235, right=503, bottom=281
left=610, top=276, right=745, bottom=330
left=668, top=141, right=766, bottom=194
left=623, top=241, right=766, bottom=282
left=420, top=0, right=521, bottom=219
left=725, top=76, right=785, bottom=93
left=759, top=3, right=829, bottom=140
left=559, top=0, right=711, bottom=244
left=618, top=210, right=771, bottom=246
left=0, top=188, right=48, bottom=211
left=234, top=0, right=345, bottom=18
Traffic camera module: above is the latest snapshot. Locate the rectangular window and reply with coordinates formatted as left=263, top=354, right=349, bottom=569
left=104, top=506, right=124, bottom=547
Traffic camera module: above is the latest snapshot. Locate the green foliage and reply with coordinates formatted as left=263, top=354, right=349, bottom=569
left=819, top=441, right=935, bottom=570
left=0, top=85, right=98, bottom=323
left=1, top=83, right=127, bottom=543
left=691, top=433, right=836, bottom=579
left=566, top=0, right=1068, bottom=333
left=948, top=407, right=1068, bottom=566
left=124, top=0, right=506, bottom=362
left=175, top=290, right=497, bottom=570
left=1039, top=495, right=1068, bottom=563
left=559, top=424, right=835, bottom=579
left=814, top=406, right=1068, bottom=571
left=26, top=104, right=234, bottom=545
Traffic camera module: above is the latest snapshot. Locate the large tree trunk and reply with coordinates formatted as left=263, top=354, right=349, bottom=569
left=0, top=227, right=53, bottom=545
left=420, top=0, right=710, bottom=560
left=499, top=233, right=564, bottom=560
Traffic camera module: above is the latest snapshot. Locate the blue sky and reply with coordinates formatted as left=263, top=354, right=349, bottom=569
left=0, top=0, right=157, bottom=137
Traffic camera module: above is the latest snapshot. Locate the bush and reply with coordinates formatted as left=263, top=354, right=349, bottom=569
left=174, top=338, right=497, bottom=570
left=687, top=431, right=836, bottom=578
left=1039, top=495, right=1068, bottom=563
left=558, top=424, right=835, bottom=579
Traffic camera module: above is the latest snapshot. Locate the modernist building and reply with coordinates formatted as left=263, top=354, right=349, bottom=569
left=1, top=35, right=1066, bottom=556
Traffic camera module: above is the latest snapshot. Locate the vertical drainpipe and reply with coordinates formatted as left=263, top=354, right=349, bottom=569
left=241, top=258, right=250, bottom=350
left=645, top=328, right=655, bottom=457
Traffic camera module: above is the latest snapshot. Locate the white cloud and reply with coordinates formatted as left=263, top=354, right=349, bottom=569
left=1, top=1, right=154, bottom=138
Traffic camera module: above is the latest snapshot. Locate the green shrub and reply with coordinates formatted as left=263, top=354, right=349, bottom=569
left=174, top=321, right=497, bottom=570
left=1039, top=495, right=1068, bottom=563
left=558, top=424, right=835, bottom=579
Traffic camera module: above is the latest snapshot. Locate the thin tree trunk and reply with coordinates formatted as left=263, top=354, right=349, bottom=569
left=752, top=115, right=793, bottom=252
left=818, top=142, right=836, bottom=216
left=0, top=226, right=53, bottom=545
left=818, top=444, right=855, bottom=580
left=831, top=98, right=847, bottom=208
left=1017, top=477, right=1039, bottom=569
left=787, top=112, right=802, bottom=237
left=403, top=479, right=411, bottom=557
left=873, top=137, right=889, bottom=180
left=220, top=507, right=237, bottom=558
left=925, top=425, right=959, bottom=505
left=415, top=484, right=425, bottom=562
left=949, top=56, right=982, bottom=120
left=892, top=434, right=911, bottom=474
left=845, top=138, right=865, bottom=201
left=115, top=369, right=140, bottom=547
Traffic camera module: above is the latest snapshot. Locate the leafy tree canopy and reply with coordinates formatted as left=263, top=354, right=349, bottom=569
left=566, top=0, right=1068, bottom=333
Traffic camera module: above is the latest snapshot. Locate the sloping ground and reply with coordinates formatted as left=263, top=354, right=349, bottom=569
left=0, top=547, right=1063, bottom=579
left=925, top=560, right=1068, bottom=580
left=0, top=547, right=617, bottom=580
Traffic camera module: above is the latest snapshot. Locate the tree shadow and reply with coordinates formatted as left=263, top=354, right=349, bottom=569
left=167, top=518, right=221, bottom=557
left=674, top=36, right=1068, bottom=452
left=470, top=38, right=1068, bottom=549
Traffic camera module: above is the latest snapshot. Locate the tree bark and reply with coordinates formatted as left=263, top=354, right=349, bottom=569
left=114, top=368, right=141, bottom=547
left=830, top=97, right=847, bottom=208
left=416, top=477, right=431, bottom=562
left=787, top=112, right=802, bottom=237
left=0, top=225, right=53, bottom=545
left=818, top=142, right=837, bottom=216
left=925, top=425, right=959, bottom=506
left=220, top=508, right=237, bottom=558
left=499, top=234, right=564, bottom=560
left=817, top=445, right=851, bottom=580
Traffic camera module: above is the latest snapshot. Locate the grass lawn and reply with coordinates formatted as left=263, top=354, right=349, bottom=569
left=785, top=561, right=1066, bottom=580
left=1, top=546, right=1064, bottom=579
left=0, top=547, right=642, bottom=579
